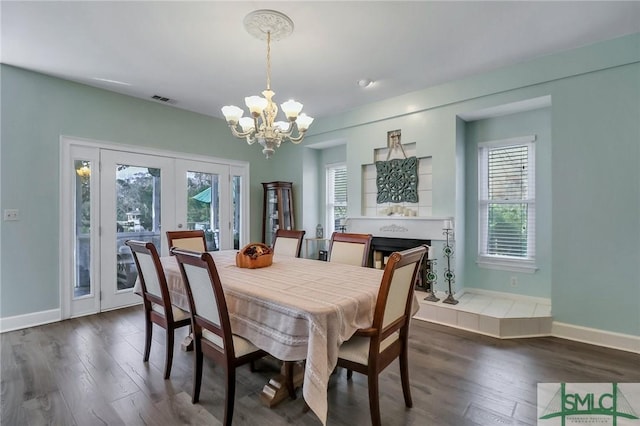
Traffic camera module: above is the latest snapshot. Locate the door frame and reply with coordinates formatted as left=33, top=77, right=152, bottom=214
left=59, top=136, right=250, bottom=319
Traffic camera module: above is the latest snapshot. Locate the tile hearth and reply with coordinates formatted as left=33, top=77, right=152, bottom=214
left=413, top=290, right=552, bottom=339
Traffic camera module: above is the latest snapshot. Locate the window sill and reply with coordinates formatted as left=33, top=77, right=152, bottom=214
left=476, top=256, right=537, bottom=273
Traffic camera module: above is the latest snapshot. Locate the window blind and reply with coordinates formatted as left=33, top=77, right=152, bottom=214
left=479, top=138, right=535, bottom=261
left=327, top=165, right=347, bottom=234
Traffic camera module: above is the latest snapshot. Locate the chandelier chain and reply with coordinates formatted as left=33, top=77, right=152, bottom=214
left=266, top=31, right=271, bottom=90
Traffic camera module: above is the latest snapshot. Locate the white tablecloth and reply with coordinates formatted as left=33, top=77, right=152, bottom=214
left=136, top=250, right=385, bottom=425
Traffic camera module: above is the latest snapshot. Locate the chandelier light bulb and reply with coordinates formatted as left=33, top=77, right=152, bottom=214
left=281, top=99, right=303, bottom=120
left=221, top=105, right=244, bottom=124
left=245, top=96, right=268, bottom=116
left=239, top=117, right=255, bottom=132
left=296, top=113, right=314, bottom=131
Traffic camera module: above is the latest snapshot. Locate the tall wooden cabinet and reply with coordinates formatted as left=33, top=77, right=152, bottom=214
left=262, top=181, right=295, bottom=246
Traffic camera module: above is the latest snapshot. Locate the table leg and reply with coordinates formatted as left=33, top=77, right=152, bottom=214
left=180, top=334, right=193, bottom=351
left=259, top=361, right=304, bottom=408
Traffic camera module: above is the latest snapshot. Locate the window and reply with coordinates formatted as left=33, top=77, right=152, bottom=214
left=478, top=135, right=536, bottom=272
left=326, top=164, right=347, bottom=235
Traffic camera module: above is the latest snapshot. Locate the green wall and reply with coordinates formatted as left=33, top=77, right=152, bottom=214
left=550, top=63, right=639, bottom=332
left=0, top=64, right=288, bottom=317
left=2, top=33, right=639, bottom=337
left=301, top=34, right=639, bottom=336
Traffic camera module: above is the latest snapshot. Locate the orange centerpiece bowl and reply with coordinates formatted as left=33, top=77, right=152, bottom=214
left=235, top=243, right=274, bottom=269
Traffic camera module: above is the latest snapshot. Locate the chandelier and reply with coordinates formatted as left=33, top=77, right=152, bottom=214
left=221, top=10, right=313, bottom=159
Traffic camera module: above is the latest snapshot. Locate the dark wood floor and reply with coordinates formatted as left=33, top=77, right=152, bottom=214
left=2, top=306, right=639, bottom=425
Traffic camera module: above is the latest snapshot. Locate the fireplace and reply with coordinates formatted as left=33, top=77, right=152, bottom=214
left=369, top=236, right=431, bottom=291
left=345, top=216, right=453, bottom=292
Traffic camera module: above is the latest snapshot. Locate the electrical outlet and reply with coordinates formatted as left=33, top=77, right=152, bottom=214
left=510, top=276, right=518, bottom=287
left=3, top=209, right=19, bottom=221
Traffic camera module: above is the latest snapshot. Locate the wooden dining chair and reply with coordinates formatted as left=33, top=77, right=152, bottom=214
left=171, top=248, right=267, bottom=426
left=166, top=230, right=207, bottom=254
left=327, top=232, right=373, bottom=267
left=272, top=229, right=306, bottom=257
left=336, top=245, right=427, bottom=426
left=125, top=240, right=191, bottom=379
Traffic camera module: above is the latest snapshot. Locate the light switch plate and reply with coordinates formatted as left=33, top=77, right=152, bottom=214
left=3, top=209, right=19, bottom=221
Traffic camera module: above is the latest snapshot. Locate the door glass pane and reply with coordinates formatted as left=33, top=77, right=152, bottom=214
left=187, top=171, right=219, bottom=251
left=232, top=175, right=241, bottom=250
left=115, top=165, right=162, bottom=290
left=74, top=160, right=92, bottom=298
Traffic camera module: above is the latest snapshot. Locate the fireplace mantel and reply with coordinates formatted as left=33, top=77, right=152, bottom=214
left=345, top=216, right=453, bottom=241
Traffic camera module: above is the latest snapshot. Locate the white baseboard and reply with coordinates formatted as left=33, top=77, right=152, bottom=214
left=0, top=309, right=61, bottom=333
left=552, top=321, right=640, bottom=354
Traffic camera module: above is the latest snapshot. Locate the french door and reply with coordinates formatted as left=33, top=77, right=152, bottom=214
left=99, top=150, right=175, bottom=310
left=62, top=139, right=247, bottom=317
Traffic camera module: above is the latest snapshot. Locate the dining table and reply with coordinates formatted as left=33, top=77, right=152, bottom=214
left=135, top=249, right=393, bottom=425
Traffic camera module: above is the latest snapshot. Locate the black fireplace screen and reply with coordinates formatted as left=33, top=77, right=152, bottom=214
left=369, top=236, right=432, bottom=291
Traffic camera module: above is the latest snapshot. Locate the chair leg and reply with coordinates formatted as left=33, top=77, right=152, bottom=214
left=164, top=328, right=174, bottom=380
left=367, top=373, right=381, bottom=426
left=399, top=348, right=413, bottom=407
left=346, top=369, right=353, bottom=380
left=192, top=349, right=203, bottom=403
left=143, top=314, right=152, bottom=362
left=223, top=367, right=236, bottom=426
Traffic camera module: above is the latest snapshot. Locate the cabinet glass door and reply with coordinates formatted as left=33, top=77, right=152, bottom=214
left=265, top=188, right=278, bottom=246
left=262, top=182, right=294, bottom=246
left=281, top=189, right=292, bottom=232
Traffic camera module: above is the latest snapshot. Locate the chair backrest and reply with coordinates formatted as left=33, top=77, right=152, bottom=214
left=328, top=232, right=373, bottom=267
left=125, top=240, right=174, bottom=318
left=171, top=248, right=235, bottom=356
left=166, top=230, right=207, bottom=255
left=372, top=245, right=426, bottom=337
left=272, top=229, right=306, bottom=257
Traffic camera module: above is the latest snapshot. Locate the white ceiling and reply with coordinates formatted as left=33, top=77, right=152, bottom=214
left=2, top=1, right=639, bottom=121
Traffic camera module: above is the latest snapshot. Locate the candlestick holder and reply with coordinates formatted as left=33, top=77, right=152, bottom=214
left=423, top=258, right=439, bottom=302
left=441, top=226, right=458, bottom=305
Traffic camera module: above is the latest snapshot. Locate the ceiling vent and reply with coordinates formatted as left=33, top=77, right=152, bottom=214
left=151, top=94, right=175, bottom=104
